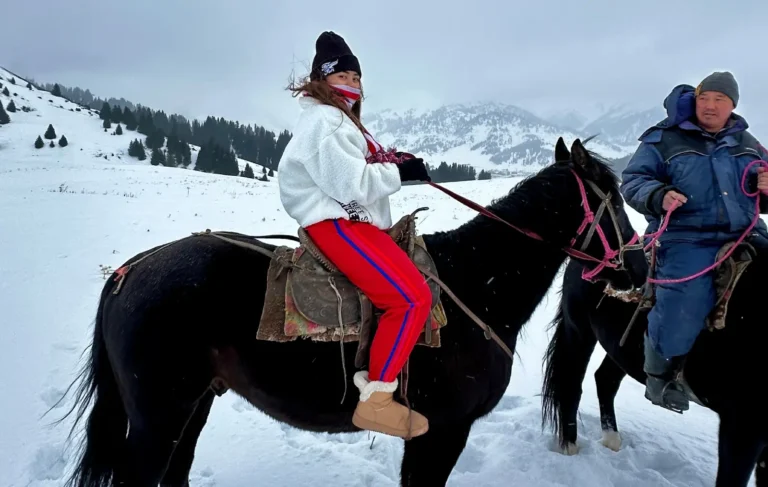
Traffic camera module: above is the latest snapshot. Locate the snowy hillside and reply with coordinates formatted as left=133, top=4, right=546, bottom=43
left=0, top=67, right=271, bottom=177
left=365, top=102, right=635, bottom=177
left=1, top=76, right=748, bottom=484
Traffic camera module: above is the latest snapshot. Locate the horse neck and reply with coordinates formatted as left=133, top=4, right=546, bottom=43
left=423, top=171, right=585, bottom=344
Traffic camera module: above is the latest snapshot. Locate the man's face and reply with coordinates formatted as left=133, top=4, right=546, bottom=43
left=695, top=91, right=734, bottom=132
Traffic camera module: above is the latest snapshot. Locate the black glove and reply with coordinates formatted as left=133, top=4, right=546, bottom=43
left=397, top=158, right=431, bottom=183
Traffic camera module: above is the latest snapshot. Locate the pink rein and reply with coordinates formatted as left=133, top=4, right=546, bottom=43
left=428, top=168, right=633, bottom=280
left=643, top=159, right=768, bottom=285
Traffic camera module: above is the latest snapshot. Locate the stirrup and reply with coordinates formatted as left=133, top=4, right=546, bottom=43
left=645, top=381, right=689, bottom=414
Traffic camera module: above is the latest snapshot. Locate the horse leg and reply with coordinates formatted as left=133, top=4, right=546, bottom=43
left=594, top=355, right=626, bottom=452
left=715, top=412, right=766, bottom=487
left=400, top=421, right=473, bottom=487
left=160, top=390, right=215, bottom=487
left=542, top=309, right=598, bottom=455
left=113, top=391, right=201, bottom=486
left=756, top=446, right=768, bottom=487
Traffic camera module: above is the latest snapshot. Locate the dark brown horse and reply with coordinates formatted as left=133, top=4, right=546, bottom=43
left=61, top=138, right=647, bottom=486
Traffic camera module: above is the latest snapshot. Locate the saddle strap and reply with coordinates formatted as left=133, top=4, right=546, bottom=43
left=421, top=268, right=514, bottom=360
left=193, top=230, right=282, bottom=261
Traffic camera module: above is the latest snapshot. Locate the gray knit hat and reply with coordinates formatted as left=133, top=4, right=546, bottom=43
left=695, top=71, right=739, bottom=107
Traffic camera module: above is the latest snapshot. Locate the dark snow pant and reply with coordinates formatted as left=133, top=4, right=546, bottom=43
left=647, top=241, right=720, bottom=359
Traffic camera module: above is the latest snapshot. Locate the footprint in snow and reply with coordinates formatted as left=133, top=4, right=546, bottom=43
left=29, top=443, right=68, bottom=481
left=40, top=387, right=67, bottom=409
left=190, top=466, right=216, bottom=486
left=230, top=397, right=257, bottom=413
left=51, top=341, right=79, bottom=352
left=494, top=395, right=527, bottom=411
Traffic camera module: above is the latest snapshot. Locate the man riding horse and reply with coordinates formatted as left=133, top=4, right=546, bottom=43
left=621, top=71, right=768, bottom=413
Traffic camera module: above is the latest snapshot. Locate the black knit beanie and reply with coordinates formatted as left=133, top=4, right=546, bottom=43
left=310, top=31, right=361, bottom=81
left=695, top=71, right=739, bottom=107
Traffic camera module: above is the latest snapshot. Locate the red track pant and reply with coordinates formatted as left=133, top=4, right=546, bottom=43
left=305, top=219, right=432, bottom=383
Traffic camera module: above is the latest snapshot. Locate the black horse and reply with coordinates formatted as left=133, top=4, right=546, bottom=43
left=61, top=138, right=646, bottom=487
left=542, top=246, right=768, bottom=486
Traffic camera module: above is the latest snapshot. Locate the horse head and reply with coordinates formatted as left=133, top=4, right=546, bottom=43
left=553, top=136, right=648, bottom=290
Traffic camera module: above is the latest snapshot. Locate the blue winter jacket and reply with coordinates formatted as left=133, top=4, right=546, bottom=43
left=620, top=84, right=768, bottom=243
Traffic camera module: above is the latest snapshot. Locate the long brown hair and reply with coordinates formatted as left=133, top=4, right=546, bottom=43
left=287, top=74, right=366, bottom=134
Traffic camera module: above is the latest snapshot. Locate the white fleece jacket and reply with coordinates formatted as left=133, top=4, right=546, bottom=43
left=278, top=96, right=402, bottom=230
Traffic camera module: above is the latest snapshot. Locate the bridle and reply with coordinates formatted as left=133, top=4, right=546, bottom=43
left=427, top=166, right=640, bottom=281
left=564, top=169, right=640, bottom=280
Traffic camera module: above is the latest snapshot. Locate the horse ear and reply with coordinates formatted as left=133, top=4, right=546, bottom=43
left=570, top=138, right=590, bottom=169
left=555, top=137, right=570, bottom=163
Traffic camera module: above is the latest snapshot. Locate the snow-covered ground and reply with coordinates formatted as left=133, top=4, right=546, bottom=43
left=0, top=68, right=751, bottom=486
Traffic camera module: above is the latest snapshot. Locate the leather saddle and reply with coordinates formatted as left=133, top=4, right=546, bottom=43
left=257, top=208, right=447, bottom=368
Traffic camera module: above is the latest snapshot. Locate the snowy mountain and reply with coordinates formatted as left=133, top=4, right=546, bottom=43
left=0, top=66, right=744, bottom=486
left=544, top=109, right=589, bottom=132
left=365, top=102, right=636, bottom=177
left=582, top=104, right=666, bottom=147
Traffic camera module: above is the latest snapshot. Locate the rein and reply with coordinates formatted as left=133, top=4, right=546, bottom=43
left=427, top=167, right=636, bottom=280
left=638, top=158, right=768, bottom=285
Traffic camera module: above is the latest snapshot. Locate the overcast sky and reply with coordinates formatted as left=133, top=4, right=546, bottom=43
left=3, top=0, right=767, bottom=134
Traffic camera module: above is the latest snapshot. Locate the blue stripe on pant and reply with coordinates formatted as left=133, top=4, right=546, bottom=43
left=647, top=241, right=720, bottom=359
left=332, top=220, right=415, bottom=380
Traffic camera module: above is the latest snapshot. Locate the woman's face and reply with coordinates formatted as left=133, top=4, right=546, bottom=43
left=326, top=70, right=361, bottom=89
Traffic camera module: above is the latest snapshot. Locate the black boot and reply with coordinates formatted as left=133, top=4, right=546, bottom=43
left=643, top=334, right=689, bottom=413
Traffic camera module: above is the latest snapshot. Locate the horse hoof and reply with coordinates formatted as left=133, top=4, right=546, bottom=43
left=561, top=442, right=579, bottom=456
left=601, top=430, right=622, bottom=452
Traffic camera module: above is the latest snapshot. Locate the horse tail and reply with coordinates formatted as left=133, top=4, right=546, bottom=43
left=541, top=301, right=569, bottom=439
left=62, top=280, right=127, bottom=487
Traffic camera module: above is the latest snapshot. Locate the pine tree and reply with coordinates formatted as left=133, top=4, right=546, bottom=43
left=478, top=170, right=492, bottom=180
left=2, top=87, right=9, bottom=96
left=129, top=139, right=148, bottom=160
left=123, top=107, right=137, bottom=130
left=59, top=135, right=68, bottom=147
left=268, top=168, right=274, bottom=177
left=49, top=141, right=55, bottom=148
left=100, top=102, right=111, bottom=121
left=111, top=105, right=122, bottom=124
left=145, top=130, right=165, bottom=150
left=137, top=141, right=147, bottom=161
left=137, top=112, right=156, bottom=135
left=6, top=100, right=16, bottom=113
left=262, top=166, right=267, bottom=174
left=34, top=135, right=44, bottom=148
left=9, top=78, right=15, bottom=85
left=216, top=148, right=239, bottom=176
left=164, top=150, right=177, bottom=167
left=103, top=118, right=111, bottom=130
left=115, top=124, right=123, bottom=135
left=44, top=124, right=57, bottom=139
left=52, top=84, right=62, bottom=97
left=150, top=148, right=165, bottom=166
left=0, top=103, right=9, bottom=125
left=242, top=163, right=255, bottom=178
left=26, top=82, right=33, bottom=90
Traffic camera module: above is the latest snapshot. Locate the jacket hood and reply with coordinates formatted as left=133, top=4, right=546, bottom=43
left=639, top=84, right=748, bottom=142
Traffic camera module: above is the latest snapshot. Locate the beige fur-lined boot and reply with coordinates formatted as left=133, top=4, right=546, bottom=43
left=351, top=371, right=429, bottom=439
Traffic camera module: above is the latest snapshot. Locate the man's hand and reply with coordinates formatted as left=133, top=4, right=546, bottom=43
left=757, top=167, right=768, bottom=193
left=662, top=190, right=687, bottom=211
